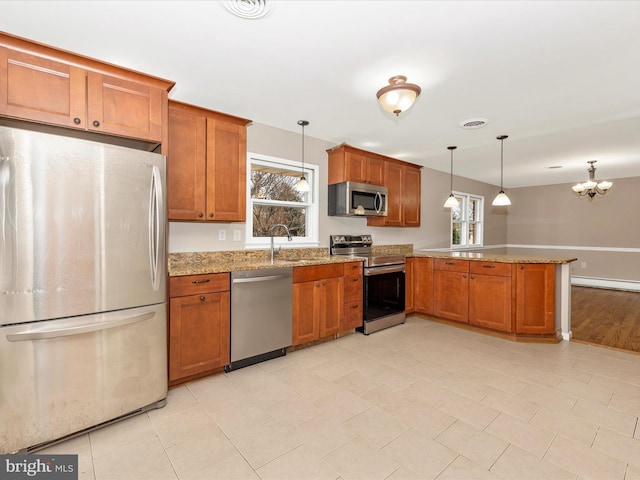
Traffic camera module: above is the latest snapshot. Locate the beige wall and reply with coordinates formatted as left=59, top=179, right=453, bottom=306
left=506, top=177, right=640, bottom=282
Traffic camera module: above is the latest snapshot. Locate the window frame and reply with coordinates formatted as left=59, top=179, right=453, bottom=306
left=245, top=152, right=319, bottom=248
left=450, top=191, right=484, bottom=249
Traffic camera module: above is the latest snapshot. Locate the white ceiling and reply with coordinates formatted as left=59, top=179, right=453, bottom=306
left=3, top=0, right=640, bottom=188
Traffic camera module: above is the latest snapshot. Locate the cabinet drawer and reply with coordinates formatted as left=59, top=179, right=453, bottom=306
left=434, top=258, right=469, bottom=273
left=293, top=264, right=344, bottom=283
left=344, top=274, right=363, bottom=303
left=343, top=261, right=363, bottom=274
left=342, top=301, right=363, bottom=331
left=170, top=273, right=230, bottom=297
left=470, top=261, right=512, bottom=277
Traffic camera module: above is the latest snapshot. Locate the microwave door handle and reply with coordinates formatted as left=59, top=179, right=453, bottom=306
left=375, top=192, right=382, bottom=214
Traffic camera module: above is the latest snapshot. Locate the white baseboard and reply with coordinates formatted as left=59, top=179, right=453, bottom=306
left=571, top=276, right=640, bottom=292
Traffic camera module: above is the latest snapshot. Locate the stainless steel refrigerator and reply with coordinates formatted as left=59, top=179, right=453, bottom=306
left=0, top=124, right=167, bottom=454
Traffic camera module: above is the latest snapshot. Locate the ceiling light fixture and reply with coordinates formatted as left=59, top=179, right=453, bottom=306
left=220, top=0, right=274, bottom=19
left=459, top=118, right=489, bottom=130
left=296, top=120, right=310, bottom=192
left=444, top=146, right=459, bottom=208
left=492, top=135, right=511, bottom=206
left=376, top=75, right=421, bottom=116
left=572, top=161, right=612, bottom=198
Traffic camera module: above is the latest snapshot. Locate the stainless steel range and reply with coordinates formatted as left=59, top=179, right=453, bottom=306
left=330, top=235, right=406, bottom=334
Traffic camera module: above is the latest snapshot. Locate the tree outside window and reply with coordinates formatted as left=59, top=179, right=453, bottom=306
left=451, top=192, right=483, bottom=248
left=246, top=154, right=318, bottom=246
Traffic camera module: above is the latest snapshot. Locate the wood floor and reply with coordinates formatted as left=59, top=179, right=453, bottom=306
left=571, top=285, right=640, bottom=353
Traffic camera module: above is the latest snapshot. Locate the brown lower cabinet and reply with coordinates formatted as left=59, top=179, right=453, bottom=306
left=169, top=273, right=230, bottom=383
left=292, top=264, right=345, bottom=346
left=342, top=262, right=364, bottom=331
left=433, top=259, right=469, bottom=323
left=414, top=258, right=557, bottom=336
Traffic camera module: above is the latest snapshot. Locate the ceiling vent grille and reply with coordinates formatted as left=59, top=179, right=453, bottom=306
left=459, top=118, right=489, bottom=129
left=220, top=0, right=274, bottom=19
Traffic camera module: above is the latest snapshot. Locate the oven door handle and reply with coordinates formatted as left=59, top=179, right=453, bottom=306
left=364, top=264, right=406, bottom=276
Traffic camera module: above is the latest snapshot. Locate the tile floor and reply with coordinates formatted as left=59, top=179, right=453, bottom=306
left=40, top=316, right=640, bottom=480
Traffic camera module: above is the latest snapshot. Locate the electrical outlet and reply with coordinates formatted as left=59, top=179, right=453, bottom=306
left=233, top=229, right=241, bottom=241
left=218, top=230, right=226, bottom=241
left=581, top=262, right=587, bottom=268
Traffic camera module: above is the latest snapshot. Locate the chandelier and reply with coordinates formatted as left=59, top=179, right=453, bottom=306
left=572, top=161, right=612, bottom=198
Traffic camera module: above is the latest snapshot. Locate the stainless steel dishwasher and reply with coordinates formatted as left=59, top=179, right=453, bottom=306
left=226, top=267, right=293, bottom=371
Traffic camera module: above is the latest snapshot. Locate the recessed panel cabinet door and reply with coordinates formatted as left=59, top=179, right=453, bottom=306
left=434, top=270, right=469, bottom=323
left=403, top=166, right=421, bottom=227
left=169, top=292, right=230, bottom=381
left=206, top=118, right=247, bottom=221
left=87, top=72, right=164, bottom=142
left=414, top=257, right=434, bottom=314
left=292, top=281, right=320, bottom=346
left=469, top=274, right=513, bottom=332
left=0, top=47, right=85, bottom=128
left=167, top=107, right=207, bottom=220
left=320, top=277, right=344, bottom=337
left=516, top=264, right=555, bottom=334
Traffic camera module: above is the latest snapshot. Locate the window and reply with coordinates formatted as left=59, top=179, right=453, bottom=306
left=246, top=152, right=318, bottom=247
left=451, top=192, right=484, bottom=248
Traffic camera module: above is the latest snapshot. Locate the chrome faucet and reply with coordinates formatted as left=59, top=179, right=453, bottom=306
left=269, top=224, right=292, bottom=264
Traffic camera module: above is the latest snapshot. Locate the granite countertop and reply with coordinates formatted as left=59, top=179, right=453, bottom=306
left=409, top=251, right=577, bottom=264
left=169, top=248, right=363, bottom=277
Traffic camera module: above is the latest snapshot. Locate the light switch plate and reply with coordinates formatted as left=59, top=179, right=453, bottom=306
left=233, top=230, right=242, bottom=241
left=219, top=230, right=226, bottom=241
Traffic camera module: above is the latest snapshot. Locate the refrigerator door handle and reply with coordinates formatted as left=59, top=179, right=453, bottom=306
left=6, top=312, right=156, bottom=342
left=149, top=164, right=163, bottom=291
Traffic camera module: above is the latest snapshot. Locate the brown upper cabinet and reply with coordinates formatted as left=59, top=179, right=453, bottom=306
left=0, top=33, right=174, bottom=144
left=167, top=100, right=251, bottom=222
left=327, top=144, right=385, bottom=186
left=327, top=143, right=422, bottom=227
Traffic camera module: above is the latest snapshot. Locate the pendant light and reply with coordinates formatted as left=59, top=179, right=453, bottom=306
left=296, top=120, right=310, bottom=192
left=572, top=161, right=613, bottom=198
left=443, top=146, right=459, bottom=208
left=492, top=135, right=511, bottom=206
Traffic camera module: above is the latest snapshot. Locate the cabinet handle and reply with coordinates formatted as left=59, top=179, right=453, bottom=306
left=350, top=304, right=359, bottom=309
left=192, top=279, right=211, bottom=284
left=520, top=265, right=524, bottom=270
left=352, top=277, right=359, bottom=282
left=445, top=261, right=456, bottom=265
left=470, top=275, right=475, bottom=279
left=209, top=213, right=214, bottom=218
left=92, top=120, right=100, bottom=127
left=200, top=296, right=205, bottom=301
left=198, top=212, right=204, bottom=218
left=463, top=274, right=467, bottom=278
left=73, top=117, right=81, bottom=124
left=322, top=281, right=327, bottom=286
left=483, top=265, right=496, bottom=269
left=316, top=283, right=320, bottom=287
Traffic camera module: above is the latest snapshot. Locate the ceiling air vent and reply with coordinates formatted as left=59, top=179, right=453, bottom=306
left=459, top=118, right=489, bottom=129
left=220, top=0, right=274, bottom=19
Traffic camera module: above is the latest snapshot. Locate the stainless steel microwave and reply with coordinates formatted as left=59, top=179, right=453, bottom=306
left=328, top=181, right=388, bottom=217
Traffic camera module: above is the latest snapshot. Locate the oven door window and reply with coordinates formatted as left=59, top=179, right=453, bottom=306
left=364, top=270, right=405, bottom=321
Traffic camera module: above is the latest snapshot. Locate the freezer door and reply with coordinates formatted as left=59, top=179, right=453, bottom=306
left=0, top=125, right=166, bottom=326
left=0, top=304, right=167, bottom=454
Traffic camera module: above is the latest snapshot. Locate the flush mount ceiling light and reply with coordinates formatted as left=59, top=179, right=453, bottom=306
left=296, top=120, right=310, bottom=192
left=572, top=161, right=612, bottom=198
left=492, top=135, right=511, bottom=206
left=376, top=75, right=421, bottom=116
left=444, top=146, right=459, bottom=208
left=220, top=0, right=274, bottom=19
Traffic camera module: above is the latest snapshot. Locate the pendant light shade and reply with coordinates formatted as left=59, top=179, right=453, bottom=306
left=376, top=75, right=421, bottom=116
left=296, top=120, right=310, bottom=192
left=492, top=135, right=511, bottom=206
left=443, top=146, right=459, bottom=208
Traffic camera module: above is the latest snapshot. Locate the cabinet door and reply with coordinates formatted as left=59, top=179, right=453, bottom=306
left=405, top=258, right=415, bottom=313
left=320, top=277, right=344, bottom=337
left=167, top=106, right=207, bottom=220
left=87, top=72, right=164, bottom=142
left=414, top=258, right=434, bottom=315
left=169, top=292, right=230, bottom=381
left=206, top=118, right=247, bottom=221
left=345, top=151, right=368, bottom=184
left=366, top=156, right=385, bottom=186
left=469, top=274, right=512, bottom=332
left=434, top=270, right=469, bottom=323
left=0, top=47, right=86, bottom=128
left=516, top=264, right=555, bottom=334
left=368, top=161, right=403, bottom=227
left=292, top=281, right=320, bottom=346
left=403, top=166, right=421, bottom=227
